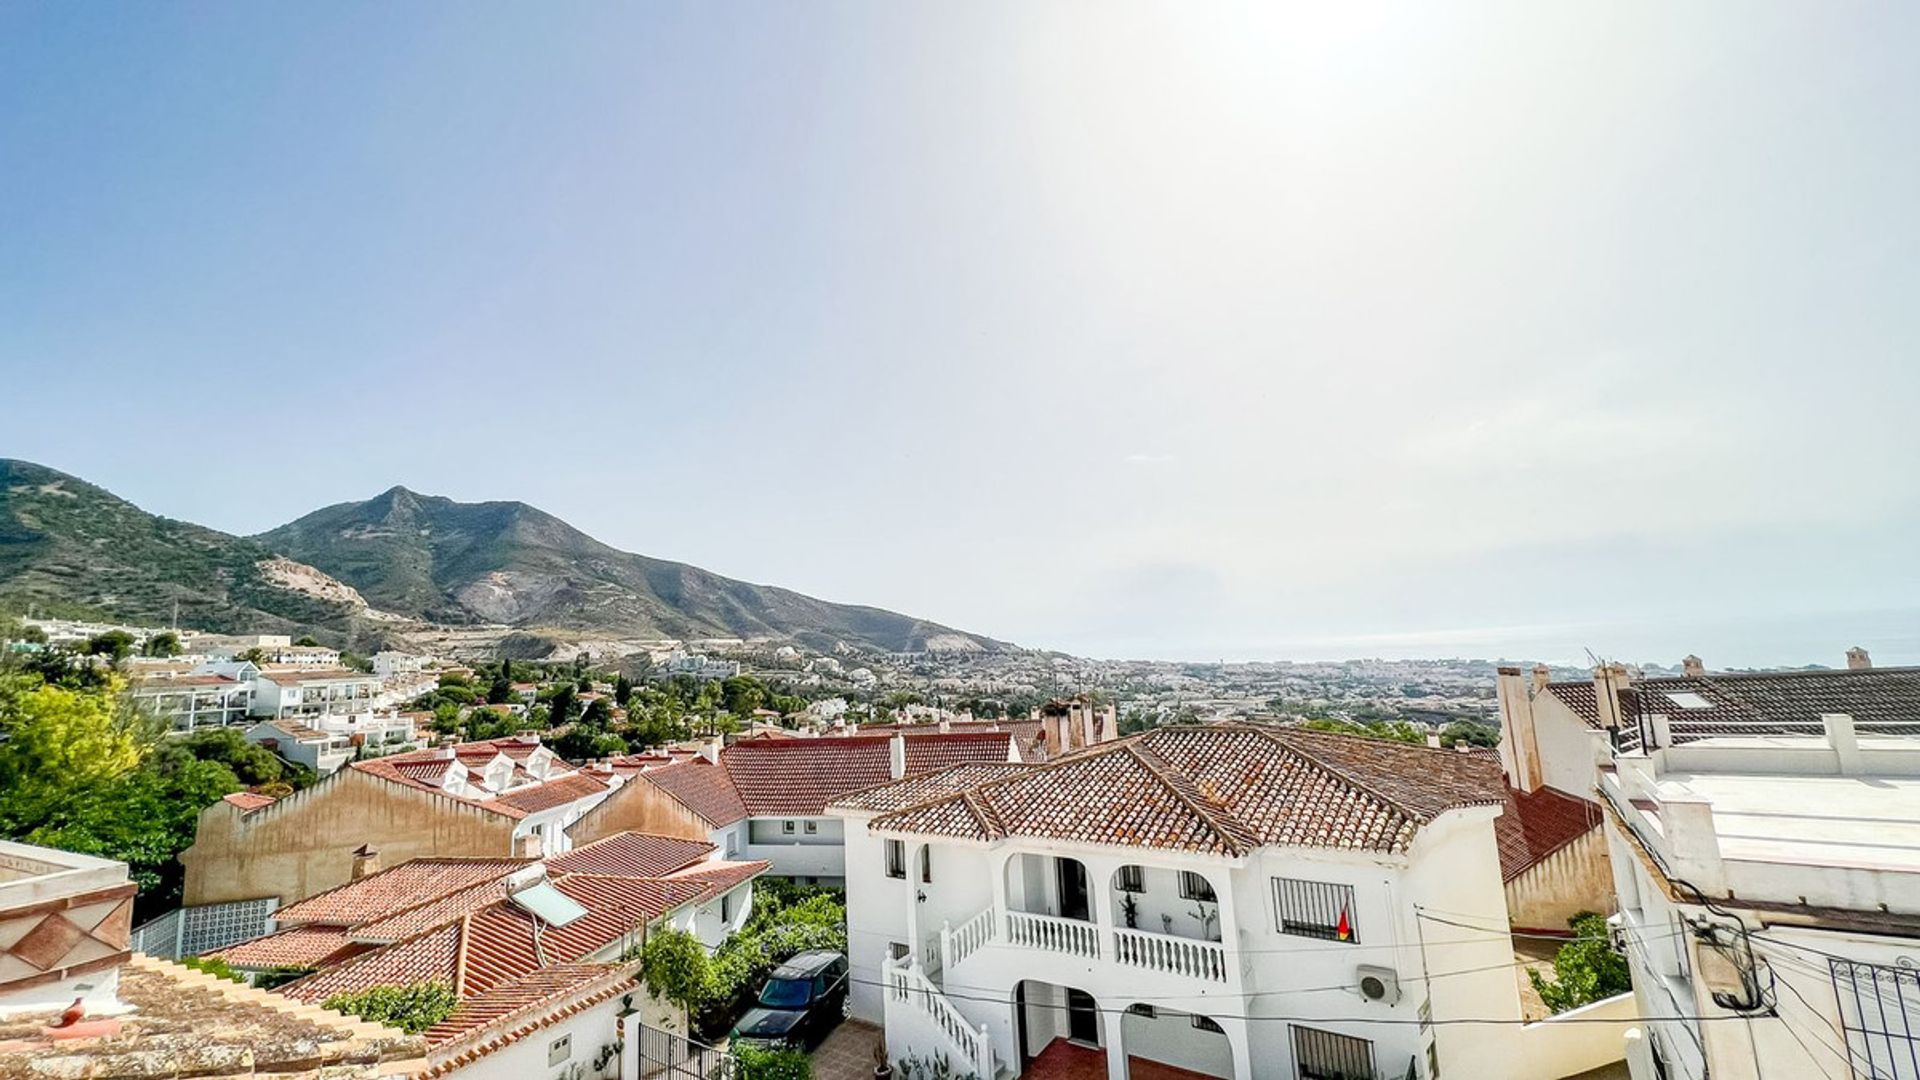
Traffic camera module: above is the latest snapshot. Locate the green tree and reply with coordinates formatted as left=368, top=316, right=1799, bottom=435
left=0, top=674, right=154, bottom=828
left=178, top=728, right=285, bottom=786
left=293, top=635, right=321, bottom=648
left=143, top=631, right=182, bottom=658
left=486, top=672, right=512, bottom=705
left=735, top=1045, right=812, bottom=1080
left=582, top=697, right=613, bottom=725
left=548, top=684, right=576, bottom=726
left=638, top=928, right=712, bottom=1033
left=322, top=982, right=459, bottom=1034
left=238, top=647, right=268, bottom=664
left=86, top=630, right=136, bottom=661
left=1440, top=721, right=1500, bottom=749
left=614, top=674, right=633, bottom=707
left=721, top=676, right=767, bottom=717
left=1529, top=912, right=1632, bottom=1013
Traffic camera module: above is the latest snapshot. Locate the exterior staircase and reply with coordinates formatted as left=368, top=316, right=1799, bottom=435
left=881, top=953, right=1004, bottom=1079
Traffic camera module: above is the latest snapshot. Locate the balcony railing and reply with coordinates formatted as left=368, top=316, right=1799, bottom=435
left=1113, top=925, right=1228, bottom=983
left=942, top=906, right=997, bottom=970
left=1005, top=910, right=1101, bottom=959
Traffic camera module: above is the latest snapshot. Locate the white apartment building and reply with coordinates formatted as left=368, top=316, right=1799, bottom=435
left=1508, top=654, right=1920, bottom=1080
left=832, top=726, right=1623, bottom=1080
left=129, top=672, right=255, bottom=732
left=370, top=650, right=430, bottom=677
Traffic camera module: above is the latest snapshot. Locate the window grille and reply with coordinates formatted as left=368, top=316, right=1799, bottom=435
left=1117, top=865, right=1145, bottom=893
left=1831, top=958, right=1920, bottom=1080
left=1127, top=1003, right=1156, bottom=1018
left=1290, top=1024, right=1376, bottom=1080
left=1179, top=871, right=1217, bottom=902
left=884, top=839, right=906, bottom=879
left=1273, top=877, right=1358, bottom=942
left=1191, top=1014, right=1224, bottom=1034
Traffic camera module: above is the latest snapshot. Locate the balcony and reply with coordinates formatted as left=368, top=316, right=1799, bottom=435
left=943, top=905, right=1230, bottom=984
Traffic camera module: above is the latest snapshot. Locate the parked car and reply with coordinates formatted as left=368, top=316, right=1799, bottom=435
left=729, top=950, right=849, bottom=1049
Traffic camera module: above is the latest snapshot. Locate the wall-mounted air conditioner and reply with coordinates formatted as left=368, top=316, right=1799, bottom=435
left=1357, top=965, right=1401, bottom=1005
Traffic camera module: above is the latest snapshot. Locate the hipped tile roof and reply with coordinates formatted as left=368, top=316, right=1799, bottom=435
left=833, top=763, right=1035, bottom=813
left=865, top=725, right=1507, bottom=858
left=272, top=859, right=532, bottom=928
left=1546, top=666, right=1920, bottom=733
left=544, top=832, right=714, bottom=878
left=1495, top=785, right=1601, bottom=883
left=206, top=924, right=365, bottom=970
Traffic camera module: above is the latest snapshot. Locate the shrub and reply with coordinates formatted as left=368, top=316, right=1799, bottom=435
left=181, top=955, right=243, bottom=982
left=736, top=1044, right=812, bottom=1080
left=1528, top=912, right=1631, bottom=1014
left=323, top=981, right=459, bottom=1034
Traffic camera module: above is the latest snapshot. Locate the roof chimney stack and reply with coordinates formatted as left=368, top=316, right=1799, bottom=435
left=1847, top=646, right=1872, bottom=671
left=1682, top=655, right=1705, bottom=678
left=1495, top=666, right=1544, bottom=794
left=350, top=844, right=380, bottom=882
left=1530, top=664, right=1551, bottom=692
left=1593, top=663, right=1632, bottom=732
left=889, top=732, right=907, bottom=779
left=700, top=736, right=722, bottom=766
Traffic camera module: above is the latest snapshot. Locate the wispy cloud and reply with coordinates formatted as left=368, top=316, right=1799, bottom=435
left=1122, top=452, right=1176, bottom=465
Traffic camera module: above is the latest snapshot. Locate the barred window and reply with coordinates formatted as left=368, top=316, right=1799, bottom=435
left=1117, top=865, right=1145, bottom=893
left=1290, top=1024, right=1375, bottom=1080
left=1179, top=871, right=1217, bottom=902
left=1273, top=877, right=1358, bottom=942
left=1127, top=1003, right=1156, bottom=1018
left=1831, top=958, right=1920, bottom=1080
left=884, top=839, right=906, bottom=879
left=1191, top=1014, right=1224, bottom=1034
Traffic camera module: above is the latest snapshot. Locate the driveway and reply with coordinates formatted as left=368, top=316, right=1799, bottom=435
left=811, top=1019, right=882, bottom=1080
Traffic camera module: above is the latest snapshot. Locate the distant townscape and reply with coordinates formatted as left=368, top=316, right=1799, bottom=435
left=2, top=457, right=1917, bottom=1080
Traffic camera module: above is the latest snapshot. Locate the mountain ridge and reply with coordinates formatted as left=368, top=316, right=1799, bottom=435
left=0, top=459, right=1004, bottom=654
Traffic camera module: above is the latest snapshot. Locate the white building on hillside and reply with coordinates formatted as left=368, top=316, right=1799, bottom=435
left=832, top=725, right=1628, bottom=1080
left=1511, top=652, right=1920, bottom=1080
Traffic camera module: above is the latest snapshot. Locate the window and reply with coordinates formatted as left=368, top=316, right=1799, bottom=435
left=1179, top=871, right=1217, bottom=903
left=804, top=820, right=818, bottom=835
left=1191, top=1014, right=1224, bottom=1034
left=782, top=820, right=796, bottom=835
left=720, top=890, right=731, bottom=922
left=1117, top=865, right=1145, bottom=893
left=547, top=1034, right=573, bottom=1066
left=1832, top=957, right=1920, bottom=1079
left=1273, top=877, right=1358, bottom=942
left=919, top=845, right=933, bottom=884
left=1290, top=1024, right=1374, bottom=1080
left=1127, top=1003, right=1156, bottom=1018
left=725, top=831, right=739, bottom=856
left=885, top=839, right=906, bottom=879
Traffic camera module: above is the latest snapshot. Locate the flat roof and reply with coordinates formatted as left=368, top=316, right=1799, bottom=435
left=1655, top=771, right=1920, bottom=874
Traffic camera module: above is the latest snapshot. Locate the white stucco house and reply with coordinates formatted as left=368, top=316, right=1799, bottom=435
left=831, top=725, right=1620, bottom=1080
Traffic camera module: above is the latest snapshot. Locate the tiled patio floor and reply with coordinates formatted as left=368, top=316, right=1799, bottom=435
left=1022, top=1038, right=1221, bottom=1080
left=811, top=1019, right=883, bottom=1080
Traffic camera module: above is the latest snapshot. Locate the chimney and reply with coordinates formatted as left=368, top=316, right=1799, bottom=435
left=1078, top=704, right=1097, bottom=749
left=1682, top=655, right=1706, bottom=678
left=1847, top=646, right=1872, bottom=671
left=1593, top=663, right=1632, bottom=732
left=938, top=718, right=950, bottom=734
left=350, top=844, right=380, bottom=881
left=1425, top=731, right=1443, bottom=749
left=1495, top=666, right=1543, bottom=794
left=699, top=736, right=722, bottom=766
left=889, top=732, right=907, bottom=779
left=1531, top=663, right=1551, bottom=692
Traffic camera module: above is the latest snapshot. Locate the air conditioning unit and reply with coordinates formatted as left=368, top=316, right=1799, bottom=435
left=1356, top=965, right=1401, bottom=1005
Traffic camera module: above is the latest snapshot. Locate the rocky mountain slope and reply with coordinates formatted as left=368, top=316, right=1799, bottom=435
left=0, top=459, right=365, bottom=634
left=257, top=486, right=1004, bottom=654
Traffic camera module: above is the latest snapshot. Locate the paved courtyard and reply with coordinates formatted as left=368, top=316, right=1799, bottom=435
left=811, top=1019, right=884, bottom=1080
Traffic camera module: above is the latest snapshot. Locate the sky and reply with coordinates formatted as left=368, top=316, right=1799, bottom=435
left=3, top=4, right=1917, bottom=667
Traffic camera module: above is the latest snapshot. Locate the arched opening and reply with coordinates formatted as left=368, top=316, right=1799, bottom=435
left=1120, top=1004, right=1233, bottom=1078
left=1109, top=865, right=1223, bottom=941
left=1014, top=979, right=1107, bottom=1074
left=1004, top=851, right=1092, bottom=921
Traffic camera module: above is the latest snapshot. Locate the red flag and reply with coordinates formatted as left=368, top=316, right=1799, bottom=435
left=1336, top=905, right=1351, bottom=941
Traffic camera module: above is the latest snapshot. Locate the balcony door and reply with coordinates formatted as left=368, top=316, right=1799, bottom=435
left=1055, top=857, right=1090, bottom=921
left=1066, top=988, right=1099, bottom=1045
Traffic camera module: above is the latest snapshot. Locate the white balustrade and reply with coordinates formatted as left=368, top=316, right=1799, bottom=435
left=881, top=956, right=995, bottom=1079
left=1112, top=925, right=1228, bottom=982
left=941, top=907, right=997, bottom=970
left=1005, top=909, right=1101, bottom=959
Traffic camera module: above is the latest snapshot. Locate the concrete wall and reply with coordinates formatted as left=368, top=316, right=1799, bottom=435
left=565, top=778, right=712, bottom=846
left=741, top=816, right=847, bottom=881
left=1516, top=992, right=1636, bottom=1080
left=1506, top=826, right=1614, bottom=931
left=181, top=769, right=519, bottom=906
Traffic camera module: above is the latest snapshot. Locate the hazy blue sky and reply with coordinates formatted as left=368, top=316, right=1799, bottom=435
left=3, top=4, right=1916, bottom=666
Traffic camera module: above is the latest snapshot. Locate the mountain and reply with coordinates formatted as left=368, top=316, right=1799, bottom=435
left=258, top=487, right=1005, bottom=654
left=0, top=459, right=366, bottom=634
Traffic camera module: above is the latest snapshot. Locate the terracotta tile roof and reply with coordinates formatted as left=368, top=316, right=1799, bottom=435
left=721, top=737, right=896, bottom=815
left=489, top=772, right=608, bottom=814
left=660, top=859, right=771, bottom=897
left=420, top=963, right=631, bottom=1049
left=642, top=759, right=750, bottom=826
left=273, top=859, right=532, bottom=927
left=256, top=668, right=376, bottom=685
left=207, top=924, right=364, bottom=970
left=349, top=875, right=521, bottom=944
left=1496, top=786, right=1601, bottom=883
left=904, top=731, right=1017, bottom=772
left=279, top=872, right=710, bottom=1004
left=867, top=725, right=1507, bottom=857
left=1546, top=667, right=1920, bottom=736
left=544, top=832, right=714, bottom=878
left=832, top=763, right=1036, bottom=813
left=221, top=791, right=277, bottom=812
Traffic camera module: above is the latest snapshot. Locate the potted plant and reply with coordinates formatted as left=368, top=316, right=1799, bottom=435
left=873, top=1034, right=893, bottom=1078
left=1121, top=892, right=1139, bottom=930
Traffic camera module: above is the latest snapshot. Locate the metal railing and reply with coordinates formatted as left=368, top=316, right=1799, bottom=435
left=1005, top=909, right=1100, bottom=959
left=632, top=1021, right=735, bottom=1080
left=1113, top=925, right=1228, bottom=982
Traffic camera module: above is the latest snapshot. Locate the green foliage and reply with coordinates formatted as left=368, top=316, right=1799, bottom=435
left=181, top=955, right=243, bottom=982
left=86, top=630, right=136, bottom=661
left=178, top=728, right=285, bottom=786
left=894, top=1052, right=977, bottom=1080
left=323, top=981, right=459, bottom=1034
left=253, top=965, right=315, bottom=990
left=0, top=673, right=155, bottom=825
left=721, top=676, right=767, bottom=718
left=487, top=673, right=512, bottom=705
left=437, top=671, right=471, bottom=688
left=614, top=674, right=633, bottom=706
left=633, top=883, right=846, bottom=1040
left=1440, top=720, right=1500, bottom=749
left=548, top=684, right=576, bottom=725
left=1529, top=912, right=1631, bottom=1014
left=293, top=635, right=321, bottom=648
left=340, top=651, right=373, bottom=674
left=143, top=631, right=181, bottom=658
left=736, top=1044, right=813, bottom=1080
left=638, top=927, right=712, bottom=1030
left=1299, top=717, right=1428, bottom=745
